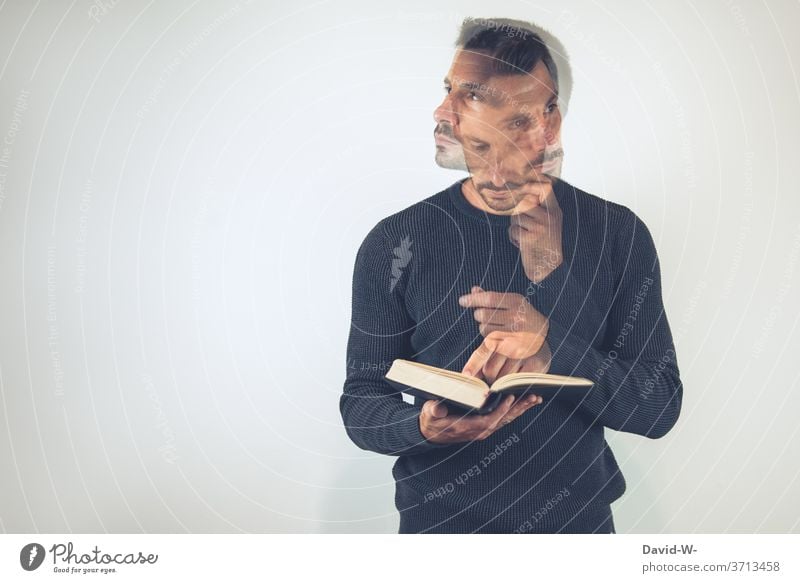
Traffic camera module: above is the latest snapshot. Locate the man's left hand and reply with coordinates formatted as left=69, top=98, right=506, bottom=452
left=458, top=289, right=549, bottom=355
left=509, top=184, right=564, bottom=283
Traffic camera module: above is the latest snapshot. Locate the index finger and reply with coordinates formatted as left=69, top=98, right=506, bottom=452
left=462, top=340, right=493, bottom=378
left=510, top=201, right=550, bottom=227
left=458, top=291, right=513, bottom=309
left=536, top=182, right=558, bottom=210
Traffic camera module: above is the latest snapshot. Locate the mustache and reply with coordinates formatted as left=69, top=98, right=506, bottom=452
left=477, top=174, right=552, bottom=192
left=478, top=181, right=525, bottom=192
left=434, top=123, right=457, bottom=140
left=543, top=147, right=564, bottom=161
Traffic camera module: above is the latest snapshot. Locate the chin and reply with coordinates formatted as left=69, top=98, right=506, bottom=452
left=482, top=198, right=518, bottom=213
left=435, top=149, right=467, bottom=171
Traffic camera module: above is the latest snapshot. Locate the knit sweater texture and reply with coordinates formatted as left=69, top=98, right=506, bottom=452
left=340, top=178, right=682, bottom=533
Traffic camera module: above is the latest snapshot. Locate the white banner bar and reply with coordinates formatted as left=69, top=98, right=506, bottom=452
left=1, top=534, right=797, bottom=582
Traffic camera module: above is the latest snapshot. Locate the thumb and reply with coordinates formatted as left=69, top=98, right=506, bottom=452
left=424, top=399, right=449, bottom=419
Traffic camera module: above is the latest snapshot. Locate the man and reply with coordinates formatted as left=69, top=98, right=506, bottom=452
left=340, top=19, right=682, bottom=534
left=434, top=18, right=571, bottom=177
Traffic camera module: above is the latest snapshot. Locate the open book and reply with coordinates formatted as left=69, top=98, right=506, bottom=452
left=385, top=359, right=593, bottom=415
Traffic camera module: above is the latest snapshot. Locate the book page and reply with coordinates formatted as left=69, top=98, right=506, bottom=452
left=491, top=372, right=593, bottom=392
left=393, top=360, right=488, bottom=390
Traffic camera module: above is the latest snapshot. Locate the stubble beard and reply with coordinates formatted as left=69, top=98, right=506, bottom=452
left=478, top=188, right=524, bottom=212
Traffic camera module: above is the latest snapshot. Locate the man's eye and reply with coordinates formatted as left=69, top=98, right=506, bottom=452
left=471, top=142, right=489, bottom=153
left=467, top=91, right=482, bottom=102
left=545, top=103, right=559, bottom=114
left=444, top=86, right=452, bottom=94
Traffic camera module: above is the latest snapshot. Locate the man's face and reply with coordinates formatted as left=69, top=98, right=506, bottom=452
left=433, top=49, right=562, bottom=212
left=432, top=49, right=489, bottom=170
left=457, top=59, right=562, bottom=212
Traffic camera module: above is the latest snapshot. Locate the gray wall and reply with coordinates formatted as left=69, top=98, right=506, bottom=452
left=0, top=0, right=798, bottom=533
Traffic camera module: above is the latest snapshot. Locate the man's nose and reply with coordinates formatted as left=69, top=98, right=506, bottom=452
left=488, top=155, right=508, bottom=188
left=529, top=117, right=550, bottom=151
left=433, top=96, right=457, bottom=127
left=514, top=121, right=549, bottom=168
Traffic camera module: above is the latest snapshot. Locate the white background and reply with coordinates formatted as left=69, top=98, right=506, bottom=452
left=0, top=0, right=798, bottom=533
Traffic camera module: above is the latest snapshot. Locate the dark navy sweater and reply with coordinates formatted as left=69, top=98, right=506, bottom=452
left=340, top=178, right=682, bottom=533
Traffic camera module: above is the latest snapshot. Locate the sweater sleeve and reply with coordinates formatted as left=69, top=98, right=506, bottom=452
left=339, top=221, right=452, bottom=456
left=540, top=211, right=683, bottom=439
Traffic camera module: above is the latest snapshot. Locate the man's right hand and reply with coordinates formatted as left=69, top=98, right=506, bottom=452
left=419, top=394, right=542, bottom=444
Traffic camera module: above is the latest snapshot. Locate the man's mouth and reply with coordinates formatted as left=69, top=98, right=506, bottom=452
left=480, top=182, right=543, bottom=200
left=540, top=148, right=563, bottom=176
left=482, top=188, right=516, bottom=199
left=434, top=126, right=458, bottom=145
